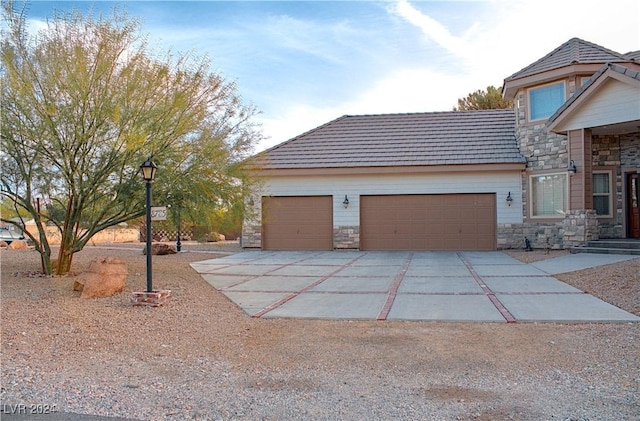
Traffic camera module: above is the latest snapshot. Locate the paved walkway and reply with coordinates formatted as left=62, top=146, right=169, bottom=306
left=191, top=251, right=639, bottom=323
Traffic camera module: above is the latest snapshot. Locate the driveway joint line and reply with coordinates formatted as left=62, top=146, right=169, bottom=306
left=219, top=254, right=323, bottom=291
left=251, top=253, right=369, bottom=318
left=377, top=253, right=414, bottom=320
left=457, top=252, right=517, bottom=323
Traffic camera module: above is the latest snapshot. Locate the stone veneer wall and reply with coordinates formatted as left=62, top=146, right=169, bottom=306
left=620, top=133, right=640, bottom=166
left=514, top=90, right=570, bottom=222
left=591, top=133, right=640, bottom=238
left=511, top=89, right=571, bottom=249
left=241, top=224, right=261, bottom=248
left=592, top=134, right=622, bottom=238
left=497, top=222, right=564, bottom=250
left=508, top=78, right=616, bottom=249
left=333, top=226, right=359, bottom=249
left=562, top=210, right=599, bottom=247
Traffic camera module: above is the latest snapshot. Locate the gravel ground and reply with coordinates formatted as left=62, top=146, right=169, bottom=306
left=1, top=243, right=639, bottom=420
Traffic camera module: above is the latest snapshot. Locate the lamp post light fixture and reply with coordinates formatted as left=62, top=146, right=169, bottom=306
left=140, top=158, right=157, bottom=293
left=568, top=160, right=577, bottom=174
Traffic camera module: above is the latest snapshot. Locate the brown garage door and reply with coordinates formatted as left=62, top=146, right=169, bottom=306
left=262, top=196, right=333, bottom=250
left=360, top=194, right=496, bottom=251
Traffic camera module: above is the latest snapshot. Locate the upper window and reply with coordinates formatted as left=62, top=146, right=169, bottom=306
left=528, top=82, right=565, bottom=121
left=530, top=173, right=568, bottom=218
left=593, top=172, right=612, bottom=217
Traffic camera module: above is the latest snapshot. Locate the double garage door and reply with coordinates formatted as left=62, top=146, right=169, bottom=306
left=262, top=194, right=496, bottom=251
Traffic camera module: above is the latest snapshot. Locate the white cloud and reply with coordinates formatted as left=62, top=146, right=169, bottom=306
left=344, top=68, right=467, bottom=113
left=257, top=0, right=639, bottom=150
left=390, top=0, right=474, bottom=58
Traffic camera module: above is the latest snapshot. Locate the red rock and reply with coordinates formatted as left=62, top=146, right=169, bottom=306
left=8, top=240, right=27, bottom=250
left=75, top=257, right=127, bottom=299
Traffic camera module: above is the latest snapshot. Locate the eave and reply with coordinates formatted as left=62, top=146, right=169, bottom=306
left=503, top=63, right=606, bottom=100
left=250, top=163, right=527, bottom=177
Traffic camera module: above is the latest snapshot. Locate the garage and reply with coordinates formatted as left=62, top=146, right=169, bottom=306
left=360, top=194, right=496, bottom=251
left=262, top=196, right=333, bottom=250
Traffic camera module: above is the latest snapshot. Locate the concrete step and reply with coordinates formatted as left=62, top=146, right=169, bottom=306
left=571, top=245, right=640, bottom=256
left=583, top=240, right=640, bottom=250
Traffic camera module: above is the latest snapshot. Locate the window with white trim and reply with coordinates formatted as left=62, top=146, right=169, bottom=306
left=593, top=171, right=612, bottom=217
left=530, top=173, right=568, bottom=218
left=528, top=81, right=565, bottom=121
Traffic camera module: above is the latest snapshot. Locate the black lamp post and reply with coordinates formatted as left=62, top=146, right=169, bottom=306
left=175, top=204, right=182, bottom=252
left=140, top=158, right=157, bottom=293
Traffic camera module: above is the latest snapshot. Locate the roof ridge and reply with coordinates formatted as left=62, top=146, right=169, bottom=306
left=505, top=37, right=628, bottom=81
left=575, top=38, right=629, bottom=60
left=344, top=109, right=513, bottom=118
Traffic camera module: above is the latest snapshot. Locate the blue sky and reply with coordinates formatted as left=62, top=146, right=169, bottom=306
left=24, top=1, right=640, bottom=151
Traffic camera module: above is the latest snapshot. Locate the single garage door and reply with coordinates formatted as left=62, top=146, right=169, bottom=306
left=360, top=194, right=496, bottom=251
left=262, top=196, right=333, bottom=250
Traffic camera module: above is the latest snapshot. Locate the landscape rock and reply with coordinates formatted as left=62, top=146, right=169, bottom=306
left=0, top=241, right=8, bottom=248
left=75, top=257, right=127, bottom=299
left=143, top=243, right=177, bottom=255
left=8, top=240, right=27, bottom=250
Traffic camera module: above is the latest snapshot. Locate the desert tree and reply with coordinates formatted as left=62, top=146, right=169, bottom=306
left=1, top=2, right=261, bottom=275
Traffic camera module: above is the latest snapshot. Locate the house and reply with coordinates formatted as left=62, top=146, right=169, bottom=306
left=242, top=38, right=640, bottom=251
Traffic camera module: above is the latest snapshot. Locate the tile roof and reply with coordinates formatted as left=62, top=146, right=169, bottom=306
left=547, top=63, right=640, bottom=128
left=251, top=109, right=525, bottom=170
left=505, top=38, right=631, bottom=81
left=624, top=50, right=640, bottom=61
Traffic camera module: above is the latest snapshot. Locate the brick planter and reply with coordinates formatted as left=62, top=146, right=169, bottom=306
left=131, top=290, right=172, bottom=307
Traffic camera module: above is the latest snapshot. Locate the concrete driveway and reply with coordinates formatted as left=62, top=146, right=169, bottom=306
left=191, top=251, right=639, bottom=323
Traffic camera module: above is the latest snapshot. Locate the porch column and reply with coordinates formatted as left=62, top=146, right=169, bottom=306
left=568, top=128, right=593, bottom=210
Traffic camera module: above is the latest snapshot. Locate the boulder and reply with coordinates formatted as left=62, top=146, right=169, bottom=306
left=143, top=243, right=177, bottom=255
left=0, top=241, right=8, bottom=248
left=75, top=257, right=127, bottom=299
left=8, top=240, right=27, bottom=250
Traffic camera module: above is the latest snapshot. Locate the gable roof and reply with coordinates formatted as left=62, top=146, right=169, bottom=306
left=250, top=109, right=525, bottom=171
left=505, top=38, right=630, bottom=81
left=547, top=63, right=640, bottom=134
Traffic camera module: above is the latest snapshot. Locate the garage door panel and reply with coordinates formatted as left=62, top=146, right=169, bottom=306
left=476, top=224, right=494, bottom=236
left=262, top=196, right=332, bottom=250
left=361, top=194, right=496, bottom=251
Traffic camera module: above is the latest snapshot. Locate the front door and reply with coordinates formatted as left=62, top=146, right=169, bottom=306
left=628, top=173, right=640, bottom=238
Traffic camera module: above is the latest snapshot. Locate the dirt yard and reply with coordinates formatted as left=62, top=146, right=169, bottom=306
left=1, top=243, right=638, bottom=420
